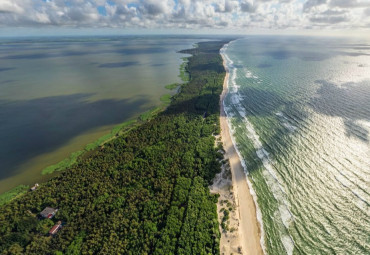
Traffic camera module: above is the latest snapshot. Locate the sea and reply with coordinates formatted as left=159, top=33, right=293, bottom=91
left=0, top=35, right=204, bottom=193
left=221, top=36, right=370, bottom=254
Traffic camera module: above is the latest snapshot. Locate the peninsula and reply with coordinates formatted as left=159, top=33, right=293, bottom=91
left=0, top=40, right=232, bottom=254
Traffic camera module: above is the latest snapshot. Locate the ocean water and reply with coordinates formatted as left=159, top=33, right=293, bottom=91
left=222, top=36, right=370, bottom=254
left=0, top=36, right=202, bottom=193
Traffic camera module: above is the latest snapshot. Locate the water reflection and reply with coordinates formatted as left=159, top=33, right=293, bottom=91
left=0, top=94, right=149, bottom=179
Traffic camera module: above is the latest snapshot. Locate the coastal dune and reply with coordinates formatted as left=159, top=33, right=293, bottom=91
left=219, top=50, right=264, bottom=255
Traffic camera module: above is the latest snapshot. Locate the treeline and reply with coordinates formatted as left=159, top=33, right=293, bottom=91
left=0, top=40, right=230, bottom=254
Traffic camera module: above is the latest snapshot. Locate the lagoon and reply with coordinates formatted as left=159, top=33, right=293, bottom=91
left=0, top=35, right=201, bottom=193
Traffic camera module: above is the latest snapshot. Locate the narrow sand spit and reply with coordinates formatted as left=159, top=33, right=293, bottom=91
left=211, top=53, right=263, bottom=255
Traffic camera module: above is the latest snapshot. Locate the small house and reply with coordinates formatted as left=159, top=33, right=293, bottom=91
left=40, top=207, right=58, bottom=219
left=30, top=183, right=39, bottom=191
left=49, top=221, right=62, bottom=236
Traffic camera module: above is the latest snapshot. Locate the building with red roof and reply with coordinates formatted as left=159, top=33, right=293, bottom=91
left=49, top=221, right=62, bottom=236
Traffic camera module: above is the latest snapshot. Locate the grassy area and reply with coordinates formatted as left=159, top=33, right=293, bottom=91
left=139, top=106, right=163, bottom=122
left=41, top=150, right=85, bottom=175
left=179, top=57, right=190, bottom=82
left=160, top=94, right=172, bottom=105
left=165, top=83, right=179, bottom=90
left=41, top=119, right=138, bottom=175
left=0, top=185, right=29, bottom=207
left=111, top=119, right=137, bottom=135
left=84, top=119, right=138, bottom=151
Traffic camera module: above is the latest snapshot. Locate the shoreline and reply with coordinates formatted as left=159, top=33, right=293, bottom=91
left=218, top=46, right=263, bottom=255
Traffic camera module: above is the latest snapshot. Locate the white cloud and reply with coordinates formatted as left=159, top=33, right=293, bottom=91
left=0, top=0, right=368, bottom=33
left=0, top=0, right=26, bottom=14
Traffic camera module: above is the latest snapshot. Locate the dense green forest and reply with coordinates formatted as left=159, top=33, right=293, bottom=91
left=0, top=40, right=230, bottom=254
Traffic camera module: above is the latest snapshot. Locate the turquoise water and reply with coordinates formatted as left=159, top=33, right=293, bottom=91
left=222, top=36, right=370, bottom=254
left=0, top=36, right=202, bottom=193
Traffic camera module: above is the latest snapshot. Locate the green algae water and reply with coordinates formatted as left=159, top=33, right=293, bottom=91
left=0, top=36, right=203, bottom=193
left=221, top=36, right=370, bottom=254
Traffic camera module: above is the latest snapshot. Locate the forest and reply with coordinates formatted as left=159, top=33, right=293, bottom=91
left=0, top=40, right=230, bottom=254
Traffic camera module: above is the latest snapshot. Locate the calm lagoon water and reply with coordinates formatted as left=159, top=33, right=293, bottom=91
left=0, top=36, right=202, bottom=193
left=222, top=36, right=370, bottom=254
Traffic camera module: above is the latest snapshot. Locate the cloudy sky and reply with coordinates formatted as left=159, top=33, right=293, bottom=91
left=0, top=0, right=369, bottom=36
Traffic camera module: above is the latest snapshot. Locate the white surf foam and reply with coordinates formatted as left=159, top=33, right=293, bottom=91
left=276, top=112, right=284, bottom=117
left=221, top=44, right=295, bottom=255
left=221, top=43, right=267, bottom=255
left=239, top=104, right=295, bottom=255
left=281, top=235, right=295, bottom=255
left=226, top=111, right=268, bottom=255
left=244, top=68, right=259, bottom=79
left=245, top=69, right=253, bottom=78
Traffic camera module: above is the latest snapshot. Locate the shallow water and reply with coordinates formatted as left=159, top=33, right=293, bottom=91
left=222, top=36, right=370, bottom=254
left=0, top=36, right=201, bottom=193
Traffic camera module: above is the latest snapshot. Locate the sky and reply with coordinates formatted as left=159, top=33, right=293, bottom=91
left=0, top=0, right=369, bottom=36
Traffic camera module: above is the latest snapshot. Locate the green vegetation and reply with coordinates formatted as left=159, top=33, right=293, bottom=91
left=0, top=40, right=230, bottom=254
left=36, top=219, right=54, bottom=235
left=0, top=185, right=29, bottom=207
left=165, top=83, right=180, bottom=90
left=179, top=57, right=190, bottom=82
left=160, top=94, right=172, bottom=104
left=65, top=231, right=86, bottom=255
left=41, top=119, right=139, bottom=175
left=139, top=106, right=164, bottom=122
left=41, top=151, right=85, bottom=175
left=221, top=209, right=230, bottom=231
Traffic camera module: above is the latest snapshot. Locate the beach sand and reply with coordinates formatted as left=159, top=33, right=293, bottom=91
left=211, top=53, right=263, bottom=255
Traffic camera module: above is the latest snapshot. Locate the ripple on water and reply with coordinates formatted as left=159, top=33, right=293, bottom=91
left=222, top=36, right=370, bottom=255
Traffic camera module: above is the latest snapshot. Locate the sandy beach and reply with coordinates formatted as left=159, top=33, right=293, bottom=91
left=214, top=52, right=263, bottom=255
